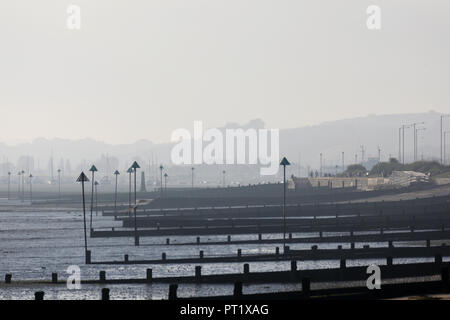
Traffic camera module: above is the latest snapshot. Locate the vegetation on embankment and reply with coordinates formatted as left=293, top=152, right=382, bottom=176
left=343, top=159, right=450, bottom=178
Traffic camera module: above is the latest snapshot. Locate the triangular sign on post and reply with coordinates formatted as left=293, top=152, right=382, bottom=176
left=280, top=157, right=290, bottom=166
left=114, top=170, right=120, bottom=175
left=127, top=167, right=133, bottom=173
left=77, top=172, right=90, bottom=182
left=89, top=165, right=98, bottom=172
left=131, top=161, right=140, bottom=169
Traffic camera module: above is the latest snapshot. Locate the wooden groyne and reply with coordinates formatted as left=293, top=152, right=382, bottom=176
left=89, top=245, right=450, bottom=265
left=5, top=260, right=449, bottom=286
left=162, top=229, right=450, bottom=246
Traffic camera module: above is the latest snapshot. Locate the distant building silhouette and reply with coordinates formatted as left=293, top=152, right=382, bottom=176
left=140, top=171, right=146, bottom=192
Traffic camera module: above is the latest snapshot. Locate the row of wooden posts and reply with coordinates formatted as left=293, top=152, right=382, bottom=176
left=5, top=252, right=446, bottom=286
left=11, top=264, right=450, bottom=300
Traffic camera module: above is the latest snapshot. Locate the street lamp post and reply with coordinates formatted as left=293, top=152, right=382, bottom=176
left=76, top=172, right=90, bottom=264
left=441, top=115, right=450, bottom=164
left=280, top=157, right=290, bottom=252
left=415, top=127, right=426, bottom=161
left=445, top=131, right=450, bottom=165
left=411, top=122, right=425, bottom=162
left=164, top=173, right=168, bottom=191
left=114, top=170, right=120, bottom=213
left=89, top=165, right=98, bottom=230
left=191, top=167, right=194, bottom=189
left=416, top=128, right=426, bottom=161
left=401, top=125, right=411, bottom=164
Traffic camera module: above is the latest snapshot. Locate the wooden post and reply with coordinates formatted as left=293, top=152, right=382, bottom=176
left=387, top=257, right=393, bottom=266
left=34, top=291, right=45, bottom=300
left=435, top=254, right=443, bottom=264
left=99, top=271, right=106, bottom=282
left=124, top=254, right=129, bottom=263
left=86, top=250, right=91, bottom=264
left=340, top=259, right=346, bottom=269
left=169, top=284, right=178, bottom=300
left=195, top=266, right=202, bottom=280
left=237, top=249, right=242, bottom=259
left=243, top=263, right=250, bottom=274
left=146, top=269, right=152, bottom=282
left=52, top=273, right=58, bottom=283
left=162, top=252, right=166, bottom=260
left=441, top=267, right=450, bottom=289
left=101, top=288, right=110, bottom=300
left=302, top=278, right=310, bottom=297
left=291, top=260, right=297, bottom=272
left=5, top=274, right=12, bottom=284
left=199, top=250, right=204, bottom=259
left=234, top=282, right=243, bottom=298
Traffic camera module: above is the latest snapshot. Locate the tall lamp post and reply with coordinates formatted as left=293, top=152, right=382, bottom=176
left=131, top=161, right=140, bottom=205
left=416, top=128, right=426, bottom=161
left=114, top=170, right=120, bottom=213
left=445, top=131, right=450, bottom=165
left=280, top=157, right=290, bottom=252
left=76, top=172, right=90, bottom=264
left=415, top=127, right=426, bottom=161
left=191, top=167, right=194, bottom=189
left=411, top=122, right=425, bottom=162
left=401, top=124, right=411, bottom=164
left=89, top=165, right=98, bottom=229
left=441, top=115, right=450, bottom=164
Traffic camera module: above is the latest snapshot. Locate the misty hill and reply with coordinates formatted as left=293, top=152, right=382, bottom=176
left=0, top=111, right=444, bottom=178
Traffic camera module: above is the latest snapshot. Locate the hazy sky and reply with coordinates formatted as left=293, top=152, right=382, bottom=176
left=1, top=0, right=449, bottom=145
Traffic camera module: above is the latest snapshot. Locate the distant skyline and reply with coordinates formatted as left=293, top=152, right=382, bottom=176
left=0, top=111, right=446, bottom=170
left=0, top=110, right=443, bottom=146
left=1, top=1, right=449, bottom=144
